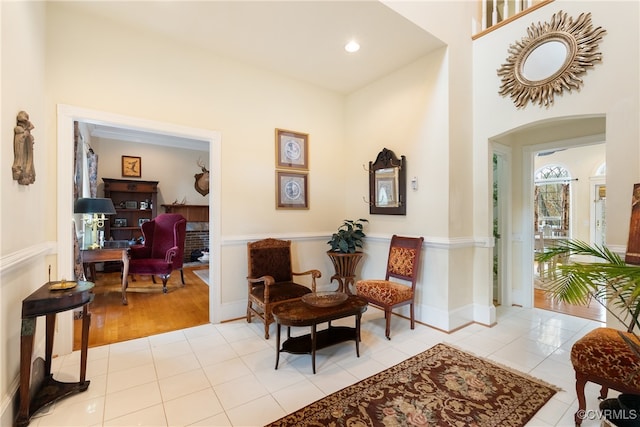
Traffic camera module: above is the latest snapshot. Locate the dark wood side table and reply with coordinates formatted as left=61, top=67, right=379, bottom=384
left=16, top=280, right=94, bottom=427
left=81, top=248, right=129, bottom=304
left=272, top=295, right=368, bottom=374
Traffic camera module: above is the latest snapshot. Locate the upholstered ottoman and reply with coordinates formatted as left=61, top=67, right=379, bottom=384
left=571, top=327, right=640, bottom=425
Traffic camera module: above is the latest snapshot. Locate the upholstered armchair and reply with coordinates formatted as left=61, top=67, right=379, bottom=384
left=128, top=213, right=187, bottom=295
left=247, top=238, right=321, bottom=339
left=356, top=235, right=424, bottom=340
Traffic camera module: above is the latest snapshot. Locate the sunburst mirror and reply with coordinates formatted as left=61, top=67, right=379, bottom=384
left=497, top=10, right=606, bottom=108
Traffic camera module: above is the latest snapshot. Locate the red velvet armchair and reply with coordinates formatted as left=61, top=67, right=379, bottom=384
left=127, top=214, right=187, bottom=296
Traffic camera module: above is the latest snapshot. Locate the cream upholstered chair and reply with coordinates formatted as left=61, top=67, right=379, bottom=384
left=246, top=238, right=321, bottom=339
left=355, top=235, right=424, bottom=340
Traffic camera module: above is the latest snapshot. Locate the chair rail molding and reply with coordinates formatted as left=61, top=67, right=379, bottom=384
left=0, top=242, right=56, bottom=275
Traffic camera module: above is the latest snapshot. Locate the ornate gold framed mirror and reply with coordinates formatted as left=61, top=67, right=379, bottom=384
left=369, top=148, right=406, bottom=215
left=497, top=10, right=606, bottom=108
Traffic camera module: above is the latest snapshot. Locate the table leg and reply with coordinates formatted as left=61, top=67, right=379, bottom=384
left=275, top=323, right=281, bottom=370
left=80, top=305, right=91, bottom=383
left=121, top=248, right=129, bottom=305
left=311, top=324, right=317, bottom=374
left=45, top=313, right=56, bottom=375
left=17, top=318, right=36, bottom=426
left=355, top=313, right=361, bottom=357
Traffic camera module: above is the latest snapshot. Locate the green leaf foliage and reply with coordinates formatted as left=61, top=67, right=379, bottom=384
left=537, top=239, right=640, bottom=333
left=327, top=219, right=368, bottom=254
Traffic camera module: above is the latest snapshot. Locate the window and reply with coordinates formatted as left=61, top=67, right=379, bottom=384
left=534, top=165, right=571, bottom=235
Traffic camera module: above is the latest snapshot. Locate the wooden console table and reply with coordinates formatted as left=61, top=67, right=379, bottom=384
left=17, top=280, right=94, bottom=427
left=272, top=295, right=368, bottom=374
left=81, top=248, right=130, bottom=304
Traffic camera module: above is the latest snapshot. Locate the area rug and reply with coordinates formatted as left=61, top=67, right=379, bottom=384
left=266, top=343, right=560, bottom=427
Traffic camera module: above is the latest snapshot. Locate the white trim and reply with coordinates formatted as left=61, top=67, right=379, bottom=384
left=56, top=104, right=222, bottom=355
left=221, top=232, right=486, bottom=249
left=492, top=142, right=513, bottom=308
left=0, top=243, right=56, bottom=274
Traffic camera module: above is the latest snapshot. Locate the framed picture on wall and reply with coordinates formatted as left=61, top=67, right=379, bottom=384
left=122, top=155, right=141, bottom=178
left=275, top=129, right=308, bottom=170
left=276, top=171, right=308, bottom=209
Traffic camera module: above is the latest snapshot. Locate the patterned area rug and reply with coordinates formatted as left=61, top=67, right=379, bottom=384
left=266, top=343, right=560, bottom=427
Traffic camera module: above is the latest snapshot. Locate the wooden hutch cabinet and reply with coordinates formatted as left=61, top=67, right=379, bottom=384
left=103, top=178, right=158, bottom=242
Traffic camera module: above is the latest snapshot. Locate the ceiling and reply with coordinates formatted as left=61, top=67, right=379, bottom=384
left=70, top=1, right=445, bottom=148
left=66, top=0, right=444, bottom=95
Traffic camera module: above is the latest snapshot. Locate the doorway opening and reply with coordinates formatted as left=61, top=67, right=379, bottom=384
left=56, top=104, right=221, bottom=355
left=489, top=115, right=606, bottom=324
left=531, top=144, right=606, bottom=322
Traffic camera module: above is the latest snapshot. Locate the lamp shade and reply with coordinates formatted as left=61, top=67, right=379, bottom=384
left=74, top=198, right=117, bottom=215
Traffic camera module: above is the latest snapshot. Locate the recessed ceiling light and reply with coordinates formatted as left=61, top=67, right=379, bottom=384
left=345, top=40, right=360, bottom=53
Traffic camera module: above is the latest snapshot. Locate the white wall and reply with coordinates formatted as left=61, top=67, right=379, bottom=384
left=0, top=2, right=50, bottom=425
left=90, top=137, right=210, bottom=207
left=42, top=2, right=350, bottom=314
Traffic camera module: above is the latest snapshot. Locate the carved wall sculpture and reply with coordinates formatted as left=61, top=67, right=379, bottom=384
left=12, top=110, right=36, bottom=185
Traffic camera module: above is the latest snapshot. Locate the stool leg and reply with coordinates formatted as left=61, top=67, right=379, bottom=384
left=574, top=373, right=588, bottom=426
left=599, top=385, right=609, bottom=400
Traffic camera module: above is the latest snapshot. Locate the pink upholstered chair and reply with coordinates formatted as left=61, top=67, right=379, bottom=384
left=127, top=213, right=187, bottom=294
left=356, top=235, right=424, bottom=340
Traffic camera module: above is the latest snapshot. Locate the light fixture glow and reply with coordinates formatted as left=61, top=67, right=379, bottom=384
left=344, top=40, right=360, bottom=53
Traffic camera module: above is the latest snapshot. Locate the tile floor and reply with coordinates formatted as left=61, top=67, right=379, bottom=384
left=30, top=305, right=612, bottom=426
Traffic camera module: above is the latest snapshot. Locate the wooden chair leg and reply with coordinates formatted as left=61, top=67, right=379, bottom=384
left=410, top=303, right=415, bottom=329
left=180, top=268, right=185, bottom=285
left=161, top=275, right=169, bottom=293
left=385, top=309, right=392, bottom=340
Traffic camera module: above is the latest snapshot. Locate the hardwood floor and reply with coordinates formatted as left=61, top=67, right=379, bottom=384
left=534, top=287, right=606, bottom=323
left=73, top=266, right=210, bottom=350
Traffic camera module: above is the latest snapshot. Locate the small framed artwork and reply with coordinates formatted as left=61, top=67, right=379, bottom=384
left=122, top=155, right=141, bottom=178
left=113, top=218, right=127, bottom=227
left=275, top=129, right=308, bottom=170
left=276, top=171, right=308, bottom=209
left=124, top=200, right=138, bottom=209
left=138, top=218, right=151, bottom=227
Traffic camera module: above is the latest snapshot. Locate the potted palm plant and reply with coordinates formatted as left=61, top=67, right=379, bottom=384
left=538, top=240, right=640, bottom=422
left=327, top=219, right=368, bottom=294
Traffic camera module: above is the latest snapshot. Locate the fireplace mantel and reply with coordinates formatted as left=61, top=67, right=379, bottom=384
left=161, top=204, right=209, bottom=222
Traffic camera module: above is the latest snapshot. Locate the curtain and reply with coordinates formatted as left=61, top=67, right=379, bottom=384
left=73, top=121, right=98, bottom=199
left=562, top=183, right=570, bottom=233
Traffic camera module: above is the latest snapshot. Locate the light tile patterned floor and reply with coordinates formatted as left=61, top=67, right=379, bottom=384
left=30, top=305, right=611, bottom=426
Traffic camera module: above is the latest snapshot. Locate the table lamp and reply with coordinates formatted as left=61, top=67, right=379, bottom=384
left=74, top=197, right=116, bottom=249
